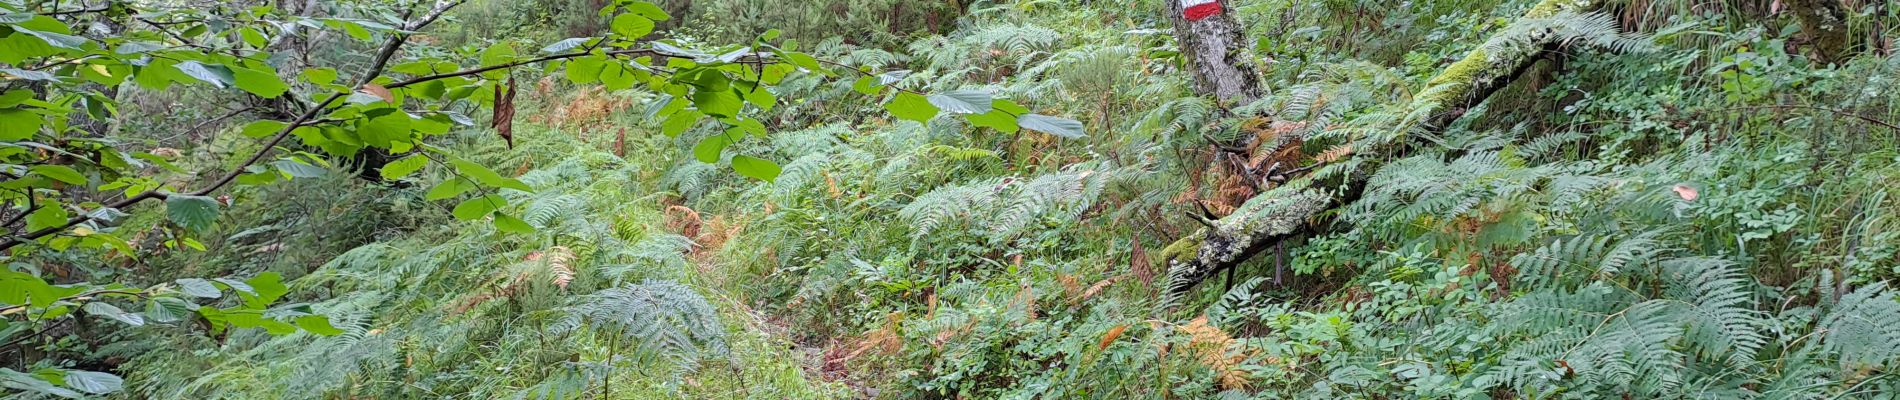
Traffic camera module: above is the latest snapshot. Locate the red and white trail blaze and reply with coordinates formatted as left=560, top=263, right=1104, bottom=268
left=1180, top=0, right=1222, bottom=21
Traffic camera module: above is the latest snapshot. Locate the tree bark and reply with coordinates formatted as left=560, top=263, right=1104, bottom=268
left=1163, top=0, right=1263, bottom=103
left=1785, top=0, right=1851, bottom=63
left=1160, top=0, right=1606, bottom=295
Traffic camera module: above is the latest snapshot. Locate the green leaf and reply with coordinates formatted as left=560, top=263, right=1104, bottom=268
left=301, top=67, right=338, bottom=85
left=450, top=160, right=533, bottom=192
left=739, top=84, right=776, bottom=111
left=493, top=212, right=535, bottom=233
left=82, top=302, right=143, bottom=326
left=358, top=112, right=413, bottom=147
left=731, top=155, right=781, bottom=182
left=60, top=370, right=122, bottom=394
left=691, top=88, right=743, bottom=118
left=541, top=37, right=592, bottom=53
left=29, top=165, right=83, bottom=185
left=626, top=2, right=672, bottom=20
left=231, top=67, right=289, bottom=98
left=172, top=61, right=234, bottom=88
left=174, top=278, right=222, bottom=298
left=662, top=110, right=703, bottom=137
left=480, top=44, right=517, bottom=67
left=425, top=177, right=476, bottom=200
left=165, top=195, right=220, bottom=232
left=144, top=298, right=192, bottom=323
left=379, top=154, right=427, bottom=180
left=611, top=14, right=655, bottom=38
left=884, top=92, right=939, bottom=123
left=852, top=75, right=883, bottom=95
left=1017, top=114, right=1086, bottom=138
left=565, top=55, right=606, bottom=84
left=270, top=159, right=328, bottom=178
left=0, top=108, right=43, bottom=140
left=239, top=120, right=288, bottom=138
left=295, top=315, right=344, bottom=336
left=785, top=52, right=823, bottom=73
left=24, top=205, right=66, bottom=232
left=965, top=99, right=1026, bottom=133
left=693, top=134, right=737, bottom=163
left=242, top=272, right=288, bottom=307
left=0, top=68, right=57, bottom=81
left=452, top=195, right=504, bottom=220
left=14, top=27, right=88, bottom=50
left=0, top=89, right=31, bottom=107
left=598, top=61, right=640, bottom=90
left=927, top=90, right=993, bottom=114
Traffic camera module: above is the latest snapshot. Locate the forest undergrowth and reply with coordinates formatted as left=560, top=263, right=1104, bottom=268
left=5, top=0, right=1900, bottom=399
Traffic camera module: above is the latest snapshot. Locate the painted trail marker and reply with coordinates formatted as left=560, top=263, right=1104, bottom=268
left=1181, top=0, right=1222, bottom=21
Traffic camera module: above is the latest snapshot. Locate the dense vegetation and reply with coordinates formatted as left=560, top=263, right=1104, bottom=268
left=3, top=0, right=1899, bottom=398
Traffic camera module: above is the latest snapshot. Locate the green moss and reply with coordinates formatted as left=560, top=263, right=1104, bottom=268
left=1159, top=232, right=1206, bottom=265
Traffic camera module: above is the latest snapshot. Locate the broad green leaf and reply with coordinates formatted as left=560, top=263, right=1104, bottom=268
left=28, top=165, right=83, bottom=185
left=598, top=61, right=639, bottom=90
left=452, top=195, right=504, bottom=220
left=693, top=134, right=737, bottom=163
left=927, top=90, right=993, bottom=114
left=851, top=75, right=883, bottom=95
left=60, top=370, right=122, bottom=394
left=301, top=67, right=338, bottom=85
left=884, top=92, right=939, bottom=123
left=358, top=112, right=412, bottom=147
left=493, top=212, right=535, bottom=233
left=785, top=51, right=823, bottom=73
left=966, top=99, right=1027, bottom=133
left=731, top=155, right=781, bottom=182
left=1018, top=114, right=1086, bottom=138
left=0, top=107, right=43, bottom=140
left=541, top=37, right=592, bottom=53
left=172, top=61, right=234, bottom=88
left=14, top=27, right=88, bottom=50
left=25, top=205, right=67, bottom=231
left=450, top=160, right=533, bottom=192
left=691, top=88, right=743, bottom=118
left=0, top=89, right=31, bottom=107
left=0, top=367, right=80, bottom=398
left=611, top=14, right=654, bottom=38
left=242, top=272, right=288, bottom=308
left=481, top=44, right=517, bottom=67
left=294, top=315, right=344, bottom=336
left=270, top=159, right=327, bottom=178
left=425, top=177, right=477, bottom=200
left=626, top=2, right=671, bottom=20
left=82, top=302, right=143, bottom=326
left=380, top=154, right=427, bottom=180
left=165, top=195, right=220, bottom=232
left=0, top=270, right=60, bottom=307
left=231, top=67, right=288, bottom=98
left=174, top=278, right=222, bottom=298
left=0, top=68, right=57, bottom=81
left=239, top=120, right=288, bottom=138
left=144, top=298, right=193, bottom=323
left=565, top=55, right=606, bottom=84
left=662, top=110, right=703, bottom=137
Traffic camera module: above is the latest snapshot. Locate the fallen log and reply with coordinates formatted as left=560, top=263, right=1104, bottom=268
left=1161, top=0, right=1609, bottom=295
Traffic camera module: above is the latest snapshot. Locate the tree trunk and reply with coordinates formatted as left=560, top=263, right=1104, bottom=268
left=1163, top=0, right=1263, bottom=103
left=1786, top=0, right=1851, bottom=63
left=1160, top=0, right=1606, bottom=295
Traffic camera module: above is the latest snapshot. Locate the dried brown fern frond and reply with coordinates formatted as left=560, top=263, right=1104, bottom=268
left=1179, top=316, right=1251, bottom=390
left=544, top=246, right=575, bottom=289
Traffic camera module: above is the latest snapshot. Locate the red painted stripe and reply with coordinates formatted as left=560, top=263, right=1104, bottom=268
left=1183, top=2, right=1222, bottom=21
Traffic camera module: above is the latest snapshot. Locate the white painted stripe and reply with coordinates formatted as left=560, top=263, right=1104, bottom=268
left=1179, top=0, right=1217, bottom=7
